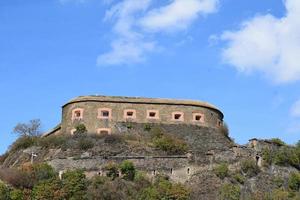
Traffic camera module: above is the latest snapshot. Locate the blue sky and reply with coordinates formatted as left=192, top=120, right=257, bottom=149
left=1, top=0, right=300, bottom=154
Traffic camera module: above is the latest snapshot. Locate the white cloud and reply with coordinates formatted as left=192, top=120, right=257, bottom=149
left=140, top=0, right=218, bottom=32
left=221, top=0, right=300, bottom=83
left=98, top=0, right=218, bottom=66
left=291, top=100, right=300, bottom=118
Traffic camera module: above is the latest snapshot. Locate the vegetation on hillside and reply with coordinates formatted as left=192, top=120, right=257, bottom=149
left=0, top=162, right=190, bottom=200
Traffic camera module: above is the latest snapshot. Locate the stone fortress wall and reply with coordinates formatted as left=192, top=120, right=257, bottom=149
left=60, top=95, right=224, bottom=135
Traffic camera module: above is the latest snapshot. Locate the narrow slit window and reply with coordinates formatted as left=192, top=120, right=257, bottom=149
left=149, top=112, right=156, bottom=117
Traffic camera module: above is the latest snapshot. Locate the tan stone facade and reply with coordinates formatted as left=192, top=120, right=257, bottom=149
left=57, top=95, right=224, bottom=135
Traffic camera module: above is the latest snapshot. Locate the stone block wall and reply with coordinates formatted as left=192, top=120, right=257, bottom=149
left=60, top=96, right=224, bottom=134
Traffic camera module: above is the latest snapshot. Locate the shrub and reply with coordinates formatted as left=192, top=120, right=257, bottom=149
left=10, top=189, right=24, bottom=200
left=73, top=124, right=87, bottom=137
left=77, top=138, right=94, bottom=150
left=38, top=135, right=68, bottom=149
left=214, top=163, right=229, bottom=179
left=0, top=153, right=8, bottom=165
left=32, top=163, right=56, bottom=183
left=273, top=176, right=284, bottom=188
left=233, top=173, right=245, bottom=184
left=288, top=172, right=300, bottom=191
left=105, top=162, right=119, bottom=180
left=144, top=124, right=152, bottom=131
left=0, top=182, right=10, bottom=200
left=0, top=168, right=33, bottom=189
left=262, top=148, right=272, bottom=166
left=270, top=189, right=289, bottom=200
left=61, top=170, right=88, bottom=200
left=32, top=178, right=63, bottom=200
left=151, top=129, right=188, bottom=155
left=120, top=160, right=136, bottom=181
left=138, top=176, right=190, bottom=200
left=270, top=138, right=286, bottom=146
left=219, top=183, right=241, bottom=200
left=9, top=136, right=37, bottom=152
left=240, top=159, right=260, bottom=177
left=274, top=146, right=300, bottom=168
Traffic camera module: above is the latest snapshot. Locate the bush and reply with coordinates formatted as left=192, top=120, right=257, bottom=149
left=289, top=172, right=300, bottom=191
left=272, top=176, right=284, bottom=188
left=219, top=183, right=241, bottom=200
left=9, top=136, right=37, bottom=152
left=0, top=153, right=8, bottom=165
left=38, top=135, right=68, bottom=149
left=0, top=182, right=10, bottom=200
left=32, top=178, right=63, bottom=200
left=214, top=163, right=229, bottom=179
left=32, top=163, right=56, bottom=183
left=233, top=173, right=245, bottom=184
left=105, top=162, right=119, bottom=180
left=270, top=189, right=289, bottom=200
left=77, top=138, right=94, bottom=150
left=240, top=159, right=260, bottom=177
left=138, top=176, right=190, bottom=200
left=262, top=148, right=272, bottom=166
left=73, top=124, right=87, bottom=137
left=61, top=170, right=88, bottom=200
left=120, top=160, right=136, bottom=181
left=274, top=146, right=300, bottom=168
left=151, top=129, right=188, bottom=154
left=270, top=138, right=286, bottom=146
left=10, top=189, right=24, bottom=200
left=0, top=168, right=33, bottom=189
left=144, top=124, right=152, bottom=131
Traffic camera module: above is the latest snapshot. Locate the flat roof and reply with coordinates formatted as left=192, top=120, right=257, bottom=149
left=63, top=95, right=223, bottom=118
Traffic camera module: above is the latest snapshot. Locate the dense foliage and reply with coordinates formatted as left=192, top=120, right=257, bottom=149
left=0, top=162, right=189, bottom=200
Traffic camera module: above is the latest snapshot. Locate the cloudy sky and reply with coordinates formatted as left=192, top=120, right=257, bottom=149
left=0, top=0, right=300, bottom=153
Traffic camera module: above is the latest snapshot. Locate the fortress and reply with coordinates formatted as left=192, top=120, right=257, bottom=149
left=45, top=95, right=224, bottom=136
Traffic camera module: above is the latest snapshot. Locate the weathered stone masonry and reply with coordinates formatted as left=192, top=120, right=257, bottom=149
left=46, top=95, right=224, bottom=136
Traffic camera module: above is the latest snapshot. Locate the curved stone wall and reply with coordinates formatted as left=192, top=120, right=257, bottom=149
left=60, top=96, right=224, bottom=134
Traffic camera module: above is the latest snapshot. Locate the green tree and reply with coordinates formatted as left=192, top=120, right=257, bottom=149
left=10, top=189, right=24, bottom=200
left=219, top=183, right=241, bottom=200
left=289, top=172, right=300, bottom=191
left=0, top=182, right=10, bottom=200
left=214, top=163, right=229, bottom=179
left=32, top=178, right=63, bottom=200
left=32, top=163, right=56, bottom=183
left=120, top=160, right=136, bottom=181
left=105, top=162, right=119, bottom=180
left=61, top=170, right=88, bottom=200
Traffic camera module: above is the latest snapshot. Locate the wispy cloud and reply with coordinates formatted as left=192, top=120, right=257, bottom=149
left=221, top=0, right=300, bottom=84
left=139, top=0, right=218, bottom=32
left=290, top=99, right=300, bottom=118
left=98, top=0, right=219, bottom=66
